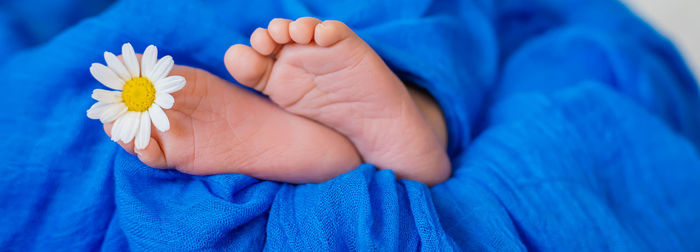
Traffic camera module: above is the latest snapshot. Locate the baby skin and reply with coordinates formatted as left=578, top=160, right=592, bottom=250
left=104, top=17, right=450, bottom=186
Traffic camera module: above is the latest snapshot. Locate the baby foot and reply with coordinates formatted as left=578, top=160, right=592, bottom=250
left=103, top=62, right=361, bottom=183
left=224, top=18, right=450, bottom=185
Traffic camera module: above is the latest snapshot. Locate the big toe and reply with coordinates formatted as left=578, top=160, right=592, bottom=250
left=224, top=44, right=273, bottom=92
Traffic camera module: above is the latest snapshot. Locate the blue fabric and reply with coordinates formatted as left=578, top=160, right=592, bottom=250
left=1, top=0, right=699, bottom=250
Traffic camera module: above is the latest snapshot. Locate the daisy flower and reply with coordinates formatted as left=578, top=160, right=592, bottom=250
left=86, top=43, right=186, bottom=149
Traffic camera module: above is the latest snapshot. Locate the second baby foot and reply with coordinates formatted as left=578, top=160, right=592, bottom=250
left=101, top=60, right=361, bottom=183
left=225, top=18, right=450, bottom=185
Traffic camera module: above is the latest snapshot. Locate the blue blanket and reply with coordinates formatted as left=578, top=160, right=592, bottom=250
left=1, top=0, right=699, bottom=250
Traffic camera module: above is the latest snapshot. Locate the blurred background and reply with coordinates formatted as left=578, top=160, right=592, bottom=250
left=622, top=0, right=700, bottom=79
left=0, top=0, right=697, bottom=80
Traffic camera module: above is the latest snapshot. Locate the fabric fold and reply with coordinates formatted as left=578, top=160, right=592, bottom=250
left=1, top=0, right=699, bottom=250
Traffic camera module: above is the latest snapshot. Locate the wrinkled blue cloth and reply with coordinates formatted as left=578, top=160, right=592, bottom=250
left=1, top=0, right=699, bottom=250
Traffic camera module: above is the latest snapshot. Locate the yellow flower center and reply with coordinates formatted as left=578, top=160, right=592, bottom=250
left=122, top=77, right=156, bottom=112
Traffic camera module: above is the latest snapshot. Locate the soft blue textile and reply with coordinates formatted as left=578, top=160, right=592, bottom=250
left=1, top=0, right=699, bottom=250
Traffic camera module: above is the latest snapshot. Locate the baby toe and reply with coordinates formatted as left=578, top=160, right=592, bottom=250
left=268, top=18, right=292, bottom=44
left=250, top=27, right=278, bottom=55
left=103, top=122, right=136, bottom=155
left=314, top=20, right=355, bottom=47
left=289, top=17, right=322, bottom=44
left=135, top=137, right=168, bottom=169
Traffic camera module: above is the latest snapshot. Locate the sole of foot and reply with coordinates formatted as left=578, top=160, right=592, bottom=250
left=224, top=17, right=450, bottom=185
left=105, top=63, right=362, bottom=184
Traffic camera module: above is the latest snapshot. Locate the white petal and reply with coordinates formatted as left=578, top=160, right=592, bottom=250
left=122, top=43, right=140, bottom=78
left=91, top=89, right=122, bottom=103
left=100, top=103, right=127, bottom=124
left=155, top=76, right=186, bottom=94
left=141, top=45, right=158, bottom=80
left=111, top=114, right=126, bottom=141
left=120, top=112, right=140, bottom=143
left=154, top=92, right=174, bottom=109
left=87, top=102, right=109, bottom=119
left=135, top=112, right=151, bottom=150
left=104, top=51, right=131, bottom=82
left=90, top=63, right=125, bottom=90
left=148, top=105, right=170, bottom=132
left=148, top=55, right=173, bottom=83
